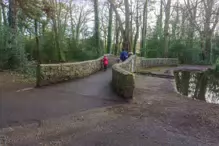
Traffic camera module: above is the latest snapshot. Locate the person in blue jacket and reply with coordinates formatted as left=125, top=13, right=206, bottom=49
left=120, top=49, right=128, bottom=62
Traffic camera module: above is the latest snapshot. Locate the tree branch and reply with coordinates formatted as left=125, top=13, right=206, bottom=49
left=108, top=0, right=125, bottom=34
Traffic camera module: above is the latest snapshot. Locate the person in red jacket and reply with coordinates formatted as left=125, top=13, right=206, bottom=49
left=102, top=55, right=109, bottom=71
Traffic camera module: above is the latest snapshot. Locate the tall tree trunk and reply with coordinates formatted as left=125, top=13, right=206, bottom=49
left=124, top=0, right=130, bottom=52
left=141, top=0, right=148, bottom=56
left=130, top=9, right=133, bottom=51
left=133, top=0, right=140, bottom=54
left=52, top=19, right=61, bottom=62
left=180, top=8, right=186, bottom=40
left=51, top=1, right=60, bottom=62
left=205, top=31, right=212, bottom=62
left=104, top=30, right=107, bottom=51
left=163, top=0, right=171, bottom=57
left=114, top=17, right=119, bottom=55
left=35, top=19, right=41, bottom=87
left=69, top=0, right=75, bottom=40
left=153, top=0, right=163, bottom=56
left=187, top=0, right=198, bottom=50
left=130, top=0, right=133, bottom=51
left=172, top=0, right=179, bottom=40
left=133, top=26, right=139, bottom=54
left=8, top=0, right=17, bottom=33
left=0, top=4, right=2, bottom=26
left=50, top=0, right=67, bottom=63
left=7, top=0, right=17, bottom=69
left=94, top=0, right=101, bottom=56
left=108, top=0, right=130, bottom=52
left=1, top=1, right=7, bottom=26
left=75, top=8, right=83, bottom=45
left=107, top=3, right=113, bottom=54
left=0, top=1, right=2, bottom=69
left=159, top=0, right=163, bottom=40
left=203, top=0, right=215, bottom=62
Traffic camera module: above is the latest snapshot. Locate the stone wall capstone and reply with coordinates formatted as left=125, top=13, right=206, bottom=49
left=39, top=54, right=117, bottom=86
left=112, top=55, right=136, bottom=99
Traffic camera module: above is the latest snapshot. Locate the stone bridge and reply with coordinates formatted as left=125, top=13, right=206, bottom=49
left=2, top=55, right=219, bottom=146
left=39, top=54, right=178, bottom=99
left=1, top=55, right=178, bottom=129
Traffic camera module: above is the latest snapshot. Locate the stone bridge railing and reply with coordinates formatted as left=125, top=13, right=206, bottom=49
left=39, top=54, right=117, bottom=86
left=136, top=57, right=178, bottom=72
left=112, top=55, right=136, bottom=99
left=112, top=56, right=178, bottom=99
left=39, top=54, right=178, bottom=99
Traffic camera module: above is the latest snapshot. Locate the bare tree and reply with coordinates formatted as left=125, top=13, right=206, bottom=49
left=184, top=0, right=219, bottom=61
left=49, top=0, right=70, bottom=62
left=203, top=0, right=219, bottom=61
left=69, top=1, right=92, bottom=42
left=108, top=0, right=132, bottom=51
left=184, top=0, right=198, bottom=49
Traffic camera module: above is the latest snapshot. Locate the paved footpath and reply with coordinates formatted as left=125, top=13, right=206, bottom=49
left=0, top=69, right=124, bottom=128
left=1, top=67, right=219, bottom=146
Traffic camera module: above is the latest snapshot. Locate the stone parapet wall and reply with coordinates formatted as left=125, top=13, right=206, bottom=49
left=136, top=57, right=178, bottom=71
left=111, top=56, right=178, bottom=99
left=112, top=55, right=136, bottom=99
left=39, top=54, right=117, bottom=86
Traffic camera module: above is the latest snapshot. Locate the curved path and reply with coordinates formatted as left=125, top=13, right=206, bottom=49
left=0, top=69, right=124, bottom=128
left=2, top=67, right=219, bottom=146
